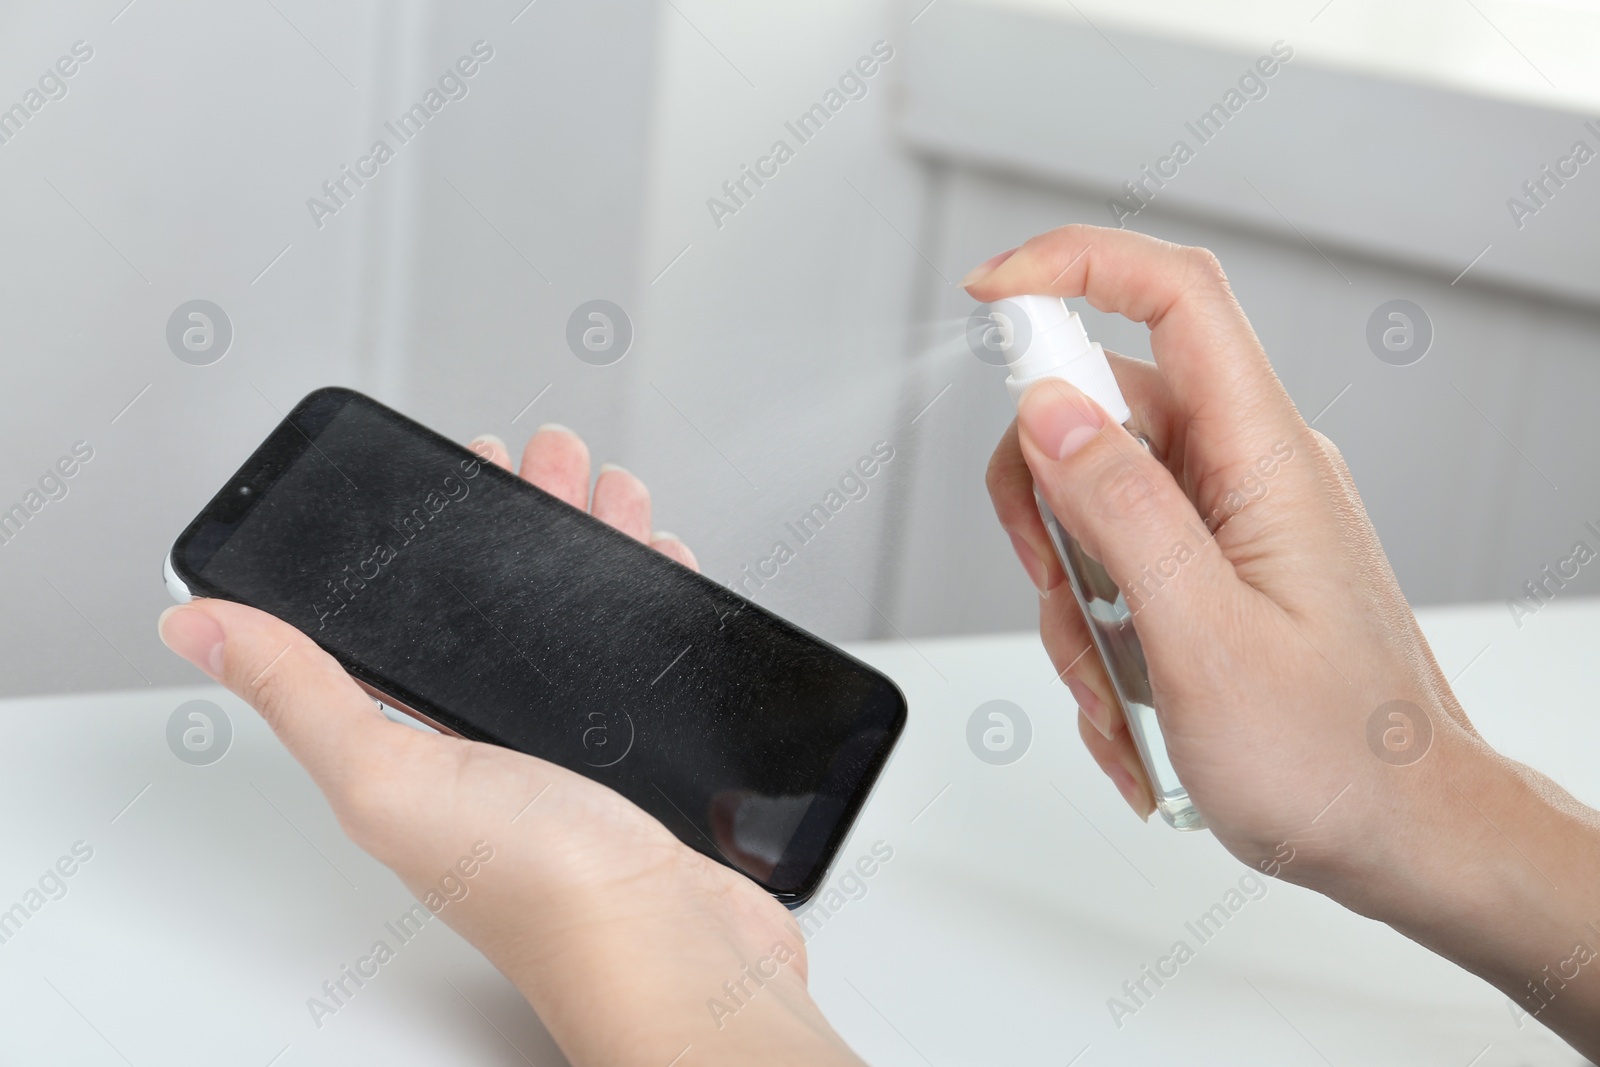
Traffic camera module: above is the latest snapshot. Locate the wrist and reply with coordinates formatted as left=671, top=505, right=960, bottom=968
left=1315, top=725, right=1511, bottom=925
left=1317, top=727, right=1540, bottom=931
left=498, top=879, right=859, bottom=1067
left=1317, top=725, right=1600, bottom=1050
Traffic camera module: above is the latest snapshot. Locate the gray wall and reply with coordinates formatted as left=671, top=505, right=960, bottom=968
left=0, top=0, right=667, bottom=695
left=0, top=0, right=379, bottom=695
left=884, top=169, right=1600, bottom=635
left=881, top=1, right=1600, bottom=636
left=3, top=0, right=1598, bottom=698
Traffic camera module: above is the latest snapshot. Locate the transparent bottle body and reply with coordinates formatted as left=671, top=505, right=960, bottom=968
left=1034, top=433, right=1204, bottom=831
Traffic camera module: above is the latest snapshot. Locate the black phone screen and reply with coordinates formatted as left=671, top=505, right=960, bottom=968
left=171, top=388, right=905, bottom=904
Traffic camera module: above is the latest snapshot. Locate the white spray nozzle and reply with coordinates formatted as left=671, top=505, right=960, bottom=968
left=992, top=295, right=1130, bottom=425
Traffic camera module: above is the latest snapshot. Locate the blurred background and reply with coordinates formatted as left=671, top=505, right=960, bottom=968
left=3, top=0, right=1600, bottom=696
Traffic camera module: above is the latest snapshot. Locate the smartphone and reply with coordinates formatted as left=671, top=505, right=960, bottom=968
left=165, top=387, right=906, bottom=907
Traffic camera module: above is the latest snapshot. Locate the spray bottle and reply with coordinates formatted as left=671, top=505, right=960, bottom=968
left=984, top=294, right=1202, bottom=830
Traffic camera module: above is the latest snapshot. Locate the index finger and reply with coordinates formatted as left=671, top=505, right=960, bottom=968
left=964, top=224, right=1301, bottom=475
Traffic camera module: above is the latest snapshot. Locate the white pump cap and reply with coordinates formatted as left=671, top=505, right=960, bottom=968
left=996, top=295, right=1130, bottom=426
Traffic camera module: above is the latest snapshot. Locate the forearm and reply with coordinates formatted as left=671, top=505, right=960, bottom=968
left=500, top=897, right=864, bottom=1067
left=1343, top=737, right=1600, bottom=1058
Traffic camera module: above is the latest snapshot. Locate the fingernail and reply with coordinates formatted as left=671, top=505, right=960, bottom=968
left=1006, top=531, right=1051, bottom=597
left=961, top=246, right=1018, bottom=288
left=469, top=434, right=505, bottom=456
left=1107, top=763, right=1152, bottom=822
left=1068, top=676, right=1114, bottom=741
left=158, top=605, right=225, bottom=680
left=537, top=423, right=576, bottom=436
left=653, top=530, right=683, bottom=543
left=1018, top=380, right=1102, bottom=460
left=598, top=462, right=630, bottom=476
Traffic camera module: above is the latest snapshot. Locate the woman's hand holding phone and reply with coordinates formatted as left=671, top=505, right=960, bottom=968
left=159, top=426, right=864, bottom=1067
left=970, top=224, right=1600, bottom=1058
left=152, top=227, right=1600, bottom=1064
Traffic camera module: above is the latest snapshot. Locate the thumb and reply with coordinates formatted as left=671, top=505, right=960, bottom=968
left=1015, top=379, right=1237, bottom=640
left=158, top=599, right=409, bottom=790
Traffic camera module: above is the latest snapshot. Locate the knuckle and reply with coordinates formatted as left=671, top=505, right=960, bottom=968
left=979, top=447, right=1004, bottom=495
left=1308, top=428, right=1340, bottom=459
left=1038, top=224, right=1094, bottom=274
left=1307, top=428, right=1353, bottom=480
left=1044, top=222, right=1092, bottom=248
left=984, top=445, right=1012, bottom=500
left=1076, top=707, right=1106, bottom=749
left=1181, top=244, right=1226, bottom=286
left=242, top=649, right=300, bottom=735
left=985, top=442, right=1033, bottom=524
left=1092, top=459, right=1165, bottom=527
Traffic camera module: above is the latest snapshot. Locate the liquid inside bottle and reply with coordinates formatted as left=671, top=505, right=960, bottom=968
left=1036, top=484, right=1204, bottom=831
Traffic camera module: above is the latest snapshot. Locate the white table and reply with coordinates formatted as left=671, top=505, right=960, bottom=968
left=1, top=600, right=1593, bottom=1066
